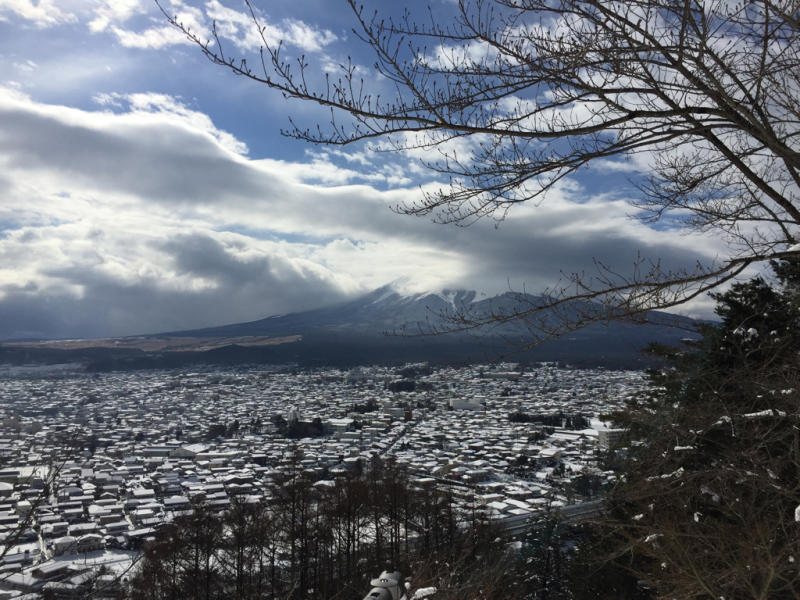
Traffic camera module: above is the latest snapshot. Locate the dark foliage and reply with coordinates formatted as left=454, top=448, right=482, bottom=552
left=509, top=411, right=590, bottom=430
left=286, top=417, right=326, bottom=439
left=585, top=259, right=800, bottom=599
left=387, top=379, right=416, bottom=393
left=351, top=398, right=379, bottom=414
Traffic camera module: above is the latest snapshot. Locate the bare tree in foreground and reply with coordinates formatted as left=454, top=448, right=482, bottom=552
left=162, top=0, right=800, bottom=339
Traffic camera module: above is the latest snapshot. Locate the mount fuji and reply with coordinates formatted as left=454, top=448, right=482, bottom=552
left=1, top=284, right=699, bottom=370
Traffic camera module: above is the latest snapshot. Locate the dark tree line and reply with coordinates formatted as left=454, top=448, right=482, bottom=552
left=271, top=415, right=329, bottom=439
left=509, top=411, right=591, bottom=430
left=350, top=399, right=378, bottom=414
left=122, top=457, right=510, bottom=600
left=205, top=419, right=241, bottom=440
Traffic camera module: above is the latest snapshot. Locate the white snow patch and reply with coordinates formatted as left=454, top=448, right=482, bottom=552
left=701, top=485, right=721, bottom=503
left=370, top=289, right=398, bottom=304
left=647, top=467, right=684, bottom=481
left=741, top=409, right=786, bottom=419
left=431, top=290, right=459, bottom=309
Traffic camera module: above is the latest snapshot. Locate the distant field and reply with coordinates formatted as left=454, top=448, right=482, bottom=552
left=6, top=335, right=302, bottom=352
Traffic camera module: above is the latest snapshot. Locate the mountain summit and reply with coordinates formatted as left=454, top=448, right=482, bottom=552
left=1, top=285, right=698, bottom=370
left=162, top=284, right=483, bottom=339
left=151, top=284, right=695, bottom=367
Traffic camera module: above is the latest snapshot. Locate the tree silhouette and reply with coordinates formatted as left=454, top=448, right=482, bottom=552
left=162, top=0, right=800, bottom=340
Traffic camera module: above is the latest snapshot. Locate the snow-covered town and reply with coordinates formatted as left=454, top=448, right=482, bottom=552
left=0, top=363, right=644, bottom=597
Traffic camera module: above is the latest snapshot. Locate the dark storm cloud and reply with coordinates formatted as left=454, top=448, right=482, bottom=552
left=0, top=90, right=723, bottom=339
left=439, top=213, right=709, bottom=293
left=0, top=104, right=271, bottom=204
left=0, top=233, right=349, bottom=339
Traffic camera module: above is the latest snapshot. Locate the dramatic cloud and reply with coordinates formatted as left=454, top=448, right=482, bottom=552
left=83, top=0, right=338, bottom=53
left=0, top=87, right=723, bottom=339
left=0, top=0, right=77, bottom=28
left=108, top=1, right=208, bottom=49
left=203, top=0, right=338, bottom=52
left=88, top=0, right=149, bottom=33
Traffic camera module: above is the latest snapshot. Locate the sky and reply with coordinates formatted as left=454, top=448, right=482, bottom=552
left=0, top=0, right=727, bottom=340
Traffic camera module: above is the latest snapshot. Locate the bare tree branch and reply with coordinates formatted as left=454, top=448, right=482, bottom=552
left=160, top=0, right=800, bottom=337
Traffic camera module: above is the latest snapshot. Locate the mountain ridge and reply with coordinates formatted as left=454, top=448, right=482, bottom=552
left=158, top=283, right=696, bottom=340
left=0, top=284, right=700, bottom=370
left=155, top=284, right=485, bottom=338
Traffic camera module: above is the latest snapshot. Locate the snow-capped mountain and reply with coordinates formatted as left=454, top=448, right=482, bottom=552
left=151, top=283, right=697, bottom=368
left=1, top=284, right=698, bottom=370
left=161, top=284, right=513, bottom=338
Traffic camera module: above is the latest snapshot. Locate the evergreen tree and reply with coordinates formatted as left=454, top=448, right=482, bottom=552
left=592, top=260, right=800, bottom=599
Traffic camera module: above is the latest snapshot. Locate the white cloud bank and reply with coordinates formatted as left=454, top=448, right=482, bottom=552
left=0, top=87, right=721, bottom=339
left=0, top=0, right=77, bottom=28
left=0, top=0, right=338, bottom=54
left=84, top=0, right=338, bottom=52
